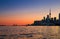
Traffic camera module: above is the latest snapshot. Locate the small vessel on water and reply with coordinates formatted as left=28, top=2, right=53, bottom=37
left=20, top=33, right=33, bottom=38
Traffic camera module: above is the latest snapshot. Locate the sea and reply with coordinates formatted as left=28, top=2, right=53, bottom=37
left=0, top=26, right=60, bottom=39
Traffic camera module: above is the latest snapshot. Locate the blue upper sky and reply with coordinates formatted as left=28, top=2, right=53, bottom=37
left=0, top=0, right=60, bottom=13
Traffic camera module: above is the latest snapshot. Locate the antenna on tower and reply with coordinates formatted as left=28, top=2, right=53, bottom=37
left=49, top=8, right=51, bottom=13
left=49, top=9, right=51, bottom=14
left=49, top=8, right=51, bottom=18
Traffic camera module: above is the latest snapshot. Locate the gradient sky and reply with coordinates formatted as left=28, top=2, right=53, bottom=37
left=0, top=0, right=60, bottom=25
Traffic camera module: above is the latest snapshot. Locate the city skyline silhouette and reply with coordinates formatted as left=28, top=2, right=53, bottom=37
left=30, top=9, right=60, bottom=26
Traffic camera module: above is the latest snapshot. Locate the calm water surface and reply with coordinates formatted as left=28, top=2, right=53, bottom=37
left=0, top=26, right=60, bottom=39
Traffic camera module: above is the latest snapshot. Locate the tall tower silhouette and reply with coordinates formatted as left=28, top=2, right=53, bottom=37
left=49, top=9, right=51, bottom=19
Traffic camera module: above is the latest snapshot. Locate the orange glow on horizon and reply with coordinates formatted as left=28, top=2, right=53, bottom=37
left=0, top=8, right=60, bottom=25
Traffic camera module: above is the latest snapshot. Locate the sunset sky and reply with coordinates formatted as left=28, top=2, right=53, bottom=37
left=0, top=0, right=60, bottom=25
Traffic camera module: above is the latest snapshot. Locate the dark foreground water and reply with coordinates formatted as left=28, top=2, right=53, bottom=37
left=0, top=26, right=60, bottom=39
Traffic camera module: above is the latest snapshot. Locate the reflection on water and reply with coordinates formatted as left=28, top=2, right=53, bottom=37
left=0, top=26, right=60, bottom=39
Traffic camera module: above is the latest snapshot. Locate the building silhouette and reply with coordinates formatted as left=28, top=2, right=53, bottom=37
left=59, top=13, right=60, bottom=20
left=30, top=9, right=60, bottom=26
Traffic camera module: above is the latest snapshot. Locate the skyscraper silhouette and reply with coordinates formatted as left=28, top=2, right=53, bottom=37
left=59, top=13, right=60, bottom=20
